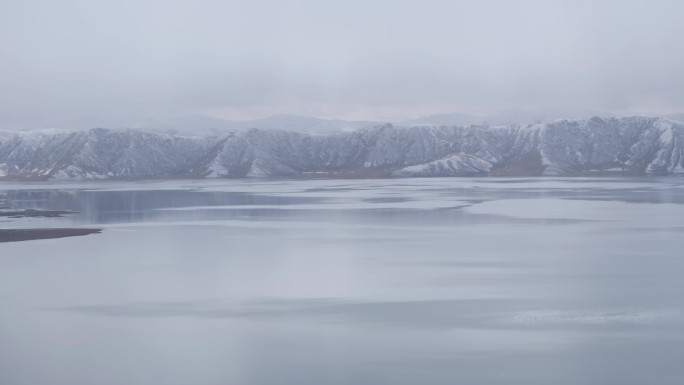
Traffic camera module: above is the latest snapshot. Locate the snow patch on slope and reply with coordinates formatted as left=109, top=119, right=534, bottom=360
left=2, top=117, right=684, bottom=180
left=392, top=153, right=493, bottom=177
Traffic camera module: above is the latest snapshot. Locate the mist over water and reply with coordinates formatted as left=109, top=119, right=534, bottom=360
left=1, top=177, right=684, bottom=384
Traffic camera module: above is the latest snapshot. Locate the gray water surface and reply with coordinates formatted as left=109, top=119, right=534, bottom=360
left=1, top=177, right=684, bottom=384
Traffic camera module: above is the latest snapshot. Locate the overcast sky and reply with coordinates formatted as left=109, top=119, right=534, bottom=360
left=1, top=0, right=683, bottom=128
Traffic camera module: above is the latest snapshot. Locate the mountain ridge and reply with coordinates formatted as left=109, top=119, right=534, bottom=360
left=1, top=116, right=683, bottom=180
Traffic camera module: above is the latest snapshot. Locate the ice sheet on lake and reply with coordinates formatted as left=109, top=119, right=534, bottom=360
left=464, top=198, right=684, bottom=222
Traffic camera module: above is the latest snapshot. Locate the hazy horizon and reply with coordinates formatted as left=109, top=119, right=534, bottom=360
left=2, top=0, right=684, bottom=130
left=2, top=107, right=684, bottom=133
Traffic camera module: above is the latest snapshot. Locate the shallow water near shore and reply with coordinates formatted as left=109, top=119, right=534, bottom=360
left=1, top=177, right=684, bottom=385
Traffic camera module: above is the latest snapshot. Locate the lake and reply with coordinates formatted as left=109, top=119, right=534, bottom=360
left=1, top=177, right=684, bottom=385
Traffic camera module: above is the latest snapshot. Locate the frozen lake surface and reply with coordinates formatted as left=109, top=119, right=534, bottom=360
left=1, top=177, right=684, bottom=384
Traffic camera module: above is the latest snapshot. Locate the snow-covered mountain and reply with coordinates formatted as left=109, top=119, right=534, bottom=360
left=1, top=116, right=683, bottom=180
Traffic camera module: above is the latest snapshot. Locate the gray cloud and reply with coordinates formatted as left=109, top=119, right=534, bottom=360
left=1, top=0, right=683, bottom=129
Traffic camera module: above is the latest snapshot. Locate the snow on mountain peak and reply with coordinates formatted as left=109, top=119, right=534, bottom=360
left=1, top=117, right=684, bottom=180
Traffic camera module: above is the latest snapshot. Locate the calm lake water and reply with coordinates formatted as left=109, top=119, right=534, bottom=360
left=1, top=177, right=684, bottom=385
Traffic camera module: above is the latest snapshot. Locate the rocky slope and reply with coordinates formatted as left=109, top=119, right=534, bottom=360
left=1, top=116, right=683, bottom=180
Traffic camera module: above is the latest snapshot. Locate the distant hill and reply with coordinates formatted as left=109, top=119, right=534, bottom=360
left=401, top=108, right=616, bottom=126
left=665, top=113, right=684, bottom=123
left=0, top=113, right=378, bottom=136
left=123, top=113, right=378, bottom=136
